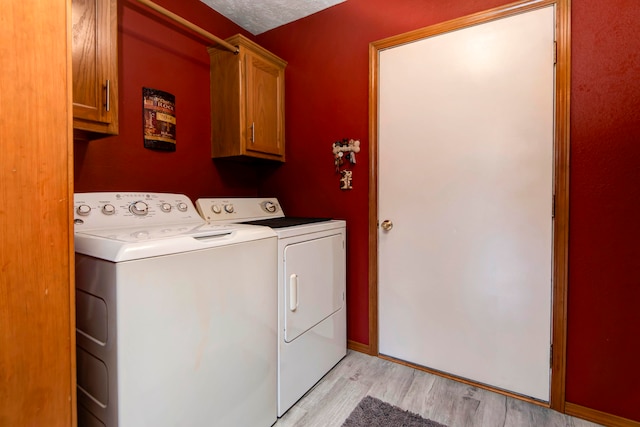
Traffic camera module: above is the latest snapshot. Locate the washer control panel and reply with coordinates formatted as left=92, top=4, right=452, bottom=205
left=196, top=198, right=284, bottom=222
left=74, top=192, right=203, bottom=230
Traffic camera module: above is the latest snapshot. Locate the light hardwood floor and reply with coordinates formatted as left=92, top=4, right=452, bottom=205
left=274, top=350, right=602, bottom=427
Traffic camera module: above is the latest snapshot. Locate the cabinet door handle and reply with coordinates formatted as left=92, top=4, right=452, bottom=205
left=250, top=122, right=255, bottom=143
left=105, top=80, right=111, bottom=112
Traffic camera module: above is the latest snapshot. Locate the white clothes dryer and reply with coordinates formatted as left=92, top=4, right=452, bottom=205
left=73, top=192, right=278, bottom=427
left=196, top=198, right=347, bottom=417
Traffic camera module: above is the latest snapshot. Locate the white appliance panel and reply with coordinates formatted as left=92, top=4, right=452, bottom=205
left=74, top=192, right=278, bottom=427
left=277, top=306, right=346, bottom=416
left=277, top=227, right=346, bottom=416
left=195, top=197, right=348, bottom=418
left=273, top=219, right=344, bottom=239
left=283, top=234, right=345, bottom=343
left=76, top=237, right=278, bottom=427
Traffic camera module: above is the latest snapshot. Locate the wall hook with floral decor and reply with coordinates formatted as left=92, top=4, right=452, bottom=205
left=332, top=138, right=360, bottom=190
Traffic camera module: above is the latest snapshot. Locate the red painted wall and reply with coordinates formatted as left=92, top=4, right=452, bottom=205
left=74, top=0, right=640, bottom=421
left=566, top=0, right=640, bottom=421
left=74, top=0, right=258, bottom=200
left=255, top=0, right=640, bottom=422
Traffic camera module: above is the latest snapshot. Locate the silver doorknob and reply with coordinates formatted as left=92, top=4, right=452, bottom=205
left=381, top=220, right=393, bottom=231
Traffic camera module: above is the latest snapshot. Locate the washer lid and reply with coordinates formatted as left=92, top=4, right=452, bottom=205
left=75, top=223, right=276, bottom=262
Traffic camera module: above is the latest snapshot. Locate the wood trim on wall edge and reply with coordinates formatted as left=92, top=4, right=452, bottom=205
left=347, top=339, right=372, bottom=355
left=367, top=40, right=380, bottom=357
left=565, top=403, right=640, bottom=427
left=66, top=0, right=78, bottom=424
left=550, top=0, right=571, bottom=413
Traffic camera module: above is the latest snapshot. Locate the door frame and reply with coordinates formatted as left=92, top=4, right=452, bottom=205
left=367, top=0, right=570, bottom=411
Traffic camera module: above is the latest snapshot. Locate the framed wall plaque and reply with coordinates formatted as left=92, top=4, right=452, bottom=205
left=143, top=87, right=176, bottom=151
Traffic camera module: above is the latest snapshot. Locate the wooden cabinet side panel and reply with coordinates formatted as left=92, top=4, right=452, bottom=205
left=1, top=0, right=75, bottom=425
left=210, top=49, right=243, bottom=158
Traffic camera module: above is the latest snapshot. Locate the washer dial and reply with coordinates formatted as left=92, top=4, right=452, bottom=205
left=130, top=201, right=149, bottom=216
left=76, top=204, right=91, bottom=216
left=102, top=204, right=116, bottom=215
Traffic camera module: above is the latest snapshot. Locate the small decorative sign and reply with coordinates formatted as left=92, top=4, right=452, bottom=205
left=143, top=87, right=176, bottom=151
left=340, top=170, right=353, bottom=190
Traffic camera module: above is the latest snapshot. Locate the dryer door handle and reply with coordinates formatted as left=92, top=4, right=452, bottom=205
left=289, top=274, right=298, bottom=311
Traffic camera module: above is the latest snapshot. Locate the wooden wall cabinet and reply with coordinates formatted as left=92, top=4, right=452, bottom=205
left=72, top=0, right=118, bottom=139
left=208, top=34, right=287, bottom=162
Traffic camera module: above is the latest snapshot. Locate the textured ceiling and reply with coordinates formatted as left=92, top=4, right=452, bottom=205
left=199, top=0, right=346, bottom=35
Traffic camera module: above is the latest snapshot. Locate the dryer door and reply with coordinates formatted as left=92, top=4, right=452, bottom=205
left=283, top=233, right=345, bottom=342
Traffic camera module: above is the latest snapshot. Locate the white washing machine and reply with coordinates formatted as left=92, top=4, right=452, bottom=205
left=73, top=192, right=278, bottom=427
left=195, top=198, right=347, bottom=417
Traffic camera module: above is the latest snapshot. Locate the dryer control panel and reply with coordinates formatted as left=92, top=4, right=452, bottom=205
left=196, top=198, right=285, bottom=223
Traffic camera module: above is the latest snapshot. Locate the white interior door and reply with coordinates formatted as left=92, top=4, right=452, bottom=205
left=378, top=6, right=555, bottom=401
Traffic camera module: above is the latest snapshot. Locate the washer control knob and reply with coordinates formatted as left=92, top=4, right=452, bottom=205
left=101, top=204, right=116, bottom=215
left=224, top=204, right=234, bottom=213
left=177, top=202, right=188, bottom=212
left=130, top=201, right=149, bottom=216
left=76, top=204, right=91, bottom=216
left=160, top=203, right=172, bottom=213
left=211, top=204, right=222, bottom=214
left=262, top=201, right=277, bottom=213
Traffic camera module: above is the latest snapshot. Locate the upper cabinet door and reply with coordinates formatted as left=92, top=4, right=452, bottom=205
left=72, top=0, right=118, bottom=139
left=209, top=34, right=287, bottom=162
left=244, top=49, right=285, bottom=159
